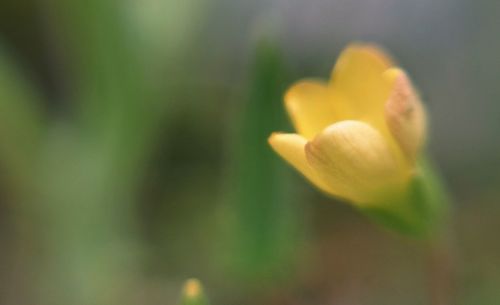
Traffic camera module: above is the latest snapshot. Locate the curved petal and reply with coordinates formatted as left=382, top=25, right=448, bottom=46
left=305, top=120, right=408, bottom=205
left=284, top=80, right=337, bottom=139
left=384, top=68, right=427, bottom=162
left=329, top=43, right=395, bottom=130
left=268, top=132, right=333, bottom=194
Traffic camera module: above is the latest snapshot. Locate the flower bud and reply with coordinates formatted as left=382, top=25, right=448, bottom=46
left=180, top=279, right=209, bottom=305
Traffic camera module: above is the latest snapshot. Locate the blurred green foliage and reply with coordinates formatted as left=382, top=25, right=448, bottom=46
left=0, top=45, right=44, bottom=191
left=221, top=40, right=303, bottom=283
left=0, top=0, right=499, bottom=305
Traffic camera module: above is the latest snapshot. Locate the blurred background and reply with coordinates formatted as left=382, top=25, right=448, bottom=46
left=0, top=0, right=499, bottom=304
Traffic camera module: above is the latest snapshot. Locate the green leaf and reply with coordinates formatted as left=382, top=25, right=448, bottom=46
left=221, top=39, right=303, bottom=281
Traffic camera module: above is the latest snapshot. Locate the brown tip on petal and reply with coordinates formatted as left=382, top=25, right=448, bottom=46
left=385, top=69, right=427, bottom=162
left=389, top=71, right=414, bottom=115
left=304, top=140, right=327, bottom=168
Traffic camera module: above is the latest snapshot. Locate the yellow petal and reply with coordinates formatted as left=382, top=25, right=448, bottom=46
left=305, top=120, right=407, bottom=204
left=268, top=132, right=333, bottom=194
left=284, top=80, right=336, bottom=139
left=384, top=68, right=427, bottom=162
left=329, top=43, right=394, bottom=130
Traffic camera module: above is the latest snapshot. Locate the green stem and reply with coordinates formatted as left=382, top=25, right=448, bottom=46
left=419, top=156, right=456, bottom=305
left=425, top=222, right=456, bottom=305
left=363, top=155, right=456, bottom=303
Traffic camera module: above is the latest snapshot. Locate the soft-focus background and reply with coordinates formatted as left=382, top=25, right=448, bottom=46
left=0, top=0, right=499, bottom=304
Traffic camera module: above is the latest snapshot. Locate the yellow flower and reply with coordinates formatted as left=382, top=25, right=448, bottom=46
left=268, top=43, right=427, bottom=206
